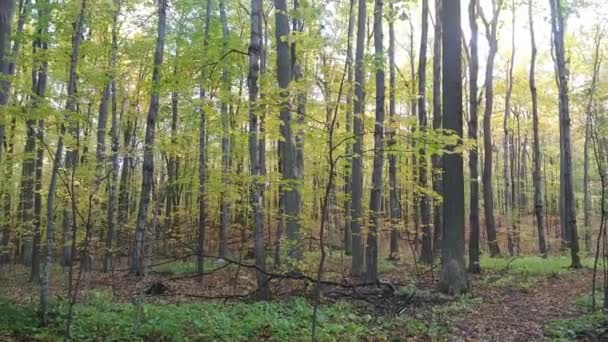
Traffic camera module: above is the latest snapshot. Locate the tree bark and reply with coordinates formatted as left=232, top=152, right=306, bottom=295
left=130, top=0, right=167, bottom=276
left=529, top=0, right=547, bottom=258
left=274, top=0, right=302, bottom=260
left=549, top=0, right=581, bottom=268
left=418, top=0, right=432, bottom=264
left=479, top=0, right=503, bottom=257
left=248, top=0, right=270, bottom=299
left=387, top=0, right=401, bottom=260
left=350, top=0, right=366, bottom=277
left=0, top=0, right=15, bottom=165
left=197, top=0, right=211, bottom=277
left=431, top=0, right=442, bottom=254
left=439, top=0, right=468, bottom=295
left=219, top=0, right=231, bottom=259
left=467, top=0, right=481, bottom=273
left=365, top=0, right=385, bottom=283
left=343, top=0, right=355, bottom=255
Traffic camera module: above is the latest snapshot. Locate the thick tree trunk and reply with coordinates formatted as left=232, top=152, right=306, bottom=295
left=0, top=0, right=15, bottom=166
left=365, top=0, right=385, bottom=283
left=274, top=0, right=302, bottom=260
left=439, top=0, right=467, bottom=295
left=350, top=0, right=366, bottom=277
left=549, top=0, right=581, bottom=268
left=130, top=0, right=167, bottom=276
left=418, top=0, right=432, bottom=264
left=467, top=0, right=481, bottom=273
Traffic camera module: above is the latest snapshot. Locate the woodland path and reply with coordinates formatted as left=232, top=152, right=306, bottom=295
left=449, top=270, right=593, bottom=341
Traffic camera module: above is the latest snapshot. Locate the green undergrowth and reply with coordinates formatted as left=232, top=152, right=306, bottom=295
left=0, top=288, right=480, bottom=341
left=478, top=255, right=595, bottom=291
left=544, top=293, right=607, bottom=341
left=480, top=255, right=595, bottom=276
left=0, top=291, right=437, bottom=341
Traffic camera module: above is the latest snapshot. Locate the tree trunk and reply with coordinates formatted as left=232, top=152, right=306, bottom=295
left=503, top=2, right=515, bottom=256
left=439, top=0, right=467, bottom=295
left=248, top=0, right=269, bottom=299
left=479, top=0, right=503, bottom=257
left=274, top=0, right=302, bottom=260
left=130, top=0, right=167, bottom=276
left=467, top=0, right=480, bottom=273
left=431, top=0, right=442, bottom=254
left=387, top=0, right=401, bottom=260
left=350, top=0, right=366, bottom=278
left=219, top=0, right=231, bottom=259
left=104, top=3, right=121, bottom=272
left=365, top=0, right=385, bottom=283
left=197, top=0, right=211, bottom=276
left=417, top=0, right=432, bottom=264
left=0, top=0, right=15, bottom=165
left=549, top=0, right=581, bottom=268
left=343, top=0, right=355, bottom=255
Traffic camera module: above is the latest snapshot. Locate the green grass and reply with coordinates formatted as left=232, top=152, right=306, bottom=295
left=479, top=255, right=594, bottom=276
left=0, top=292, right=406, bottom=341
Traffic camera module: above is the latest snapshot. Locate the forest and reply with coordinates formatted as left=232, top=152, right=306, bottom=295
left=0, top=0, right=607, bottom=340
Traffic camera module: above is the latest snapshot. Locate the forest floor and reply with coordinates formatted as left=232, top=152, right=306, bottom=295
left=0, top=255, right=606, bottom=341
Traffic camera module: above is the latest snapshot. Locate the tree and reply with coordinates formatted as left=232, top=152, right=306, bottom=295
left=131, top=0, right=167, bottom=276
left=467, top=0, right=481, bottom=273
left=219, top=0, right=231, bottom=259
left=431, top=0, right=442, bottom=253
left=387, top=0, right=401, bottom=260
left=365, top=0, right=385, bottom=283
left=0, top=0, right=15, bottom=165
left=350, top=0, right=366, bottom=278
left=549, top=0, right=581, bottom=268
left=248, top=0, right=270, bottom=299
left=274, top=0, right=302, bottom=260
left=478, top=0, right=503, bottom=257
left=503, top=0, right=516, bottom=256
left=343, top=0, right=356, bottom=255
left=439, top=0, right=467, bottom=295
left=418, top=0, right=432, bottom=264
left=528, top=0, right=547, bottom=257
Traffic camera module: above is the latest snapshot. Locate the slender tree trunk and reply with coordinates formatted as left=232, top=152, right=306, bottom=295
left=439, top=0, right=467, bottom=295
left=104, top=3, right=121, bottom=272
left=503, top=3, right=515, bottom=256
left=130, top=0, right=167, bottom=276
left=343, top=0, right=355, bottom=255
left=418, top=0, right=432, bottom=264
left=529, top=0, right=547, bottom=257
left=248, top=0, right=269, bottom=298
left=197, top=0, right=211, bottom=276
left=431, top=0, right=442, bottom=253
left=387, top=0, right=401, bottom=260
left=582, top=28, right=602, bottom=254
left=479, top=0, right=503, bottom=257
left=549, top=0, right=581, bottom=268
left=274, top=0, right=302, bottom=260
left=350, top=0, right=366, bottom=277
left=365, top=0, right=385, bottom=283
left=467, top=0, right=481, bottom=273
left=219, top=0, right=231, bottom=259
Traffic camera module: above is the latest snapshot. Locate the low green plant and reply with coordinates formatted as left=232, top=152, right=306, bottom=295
left=0, top=294, right=405, bottom=341
left=479, top=256, right=594, bottom=276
